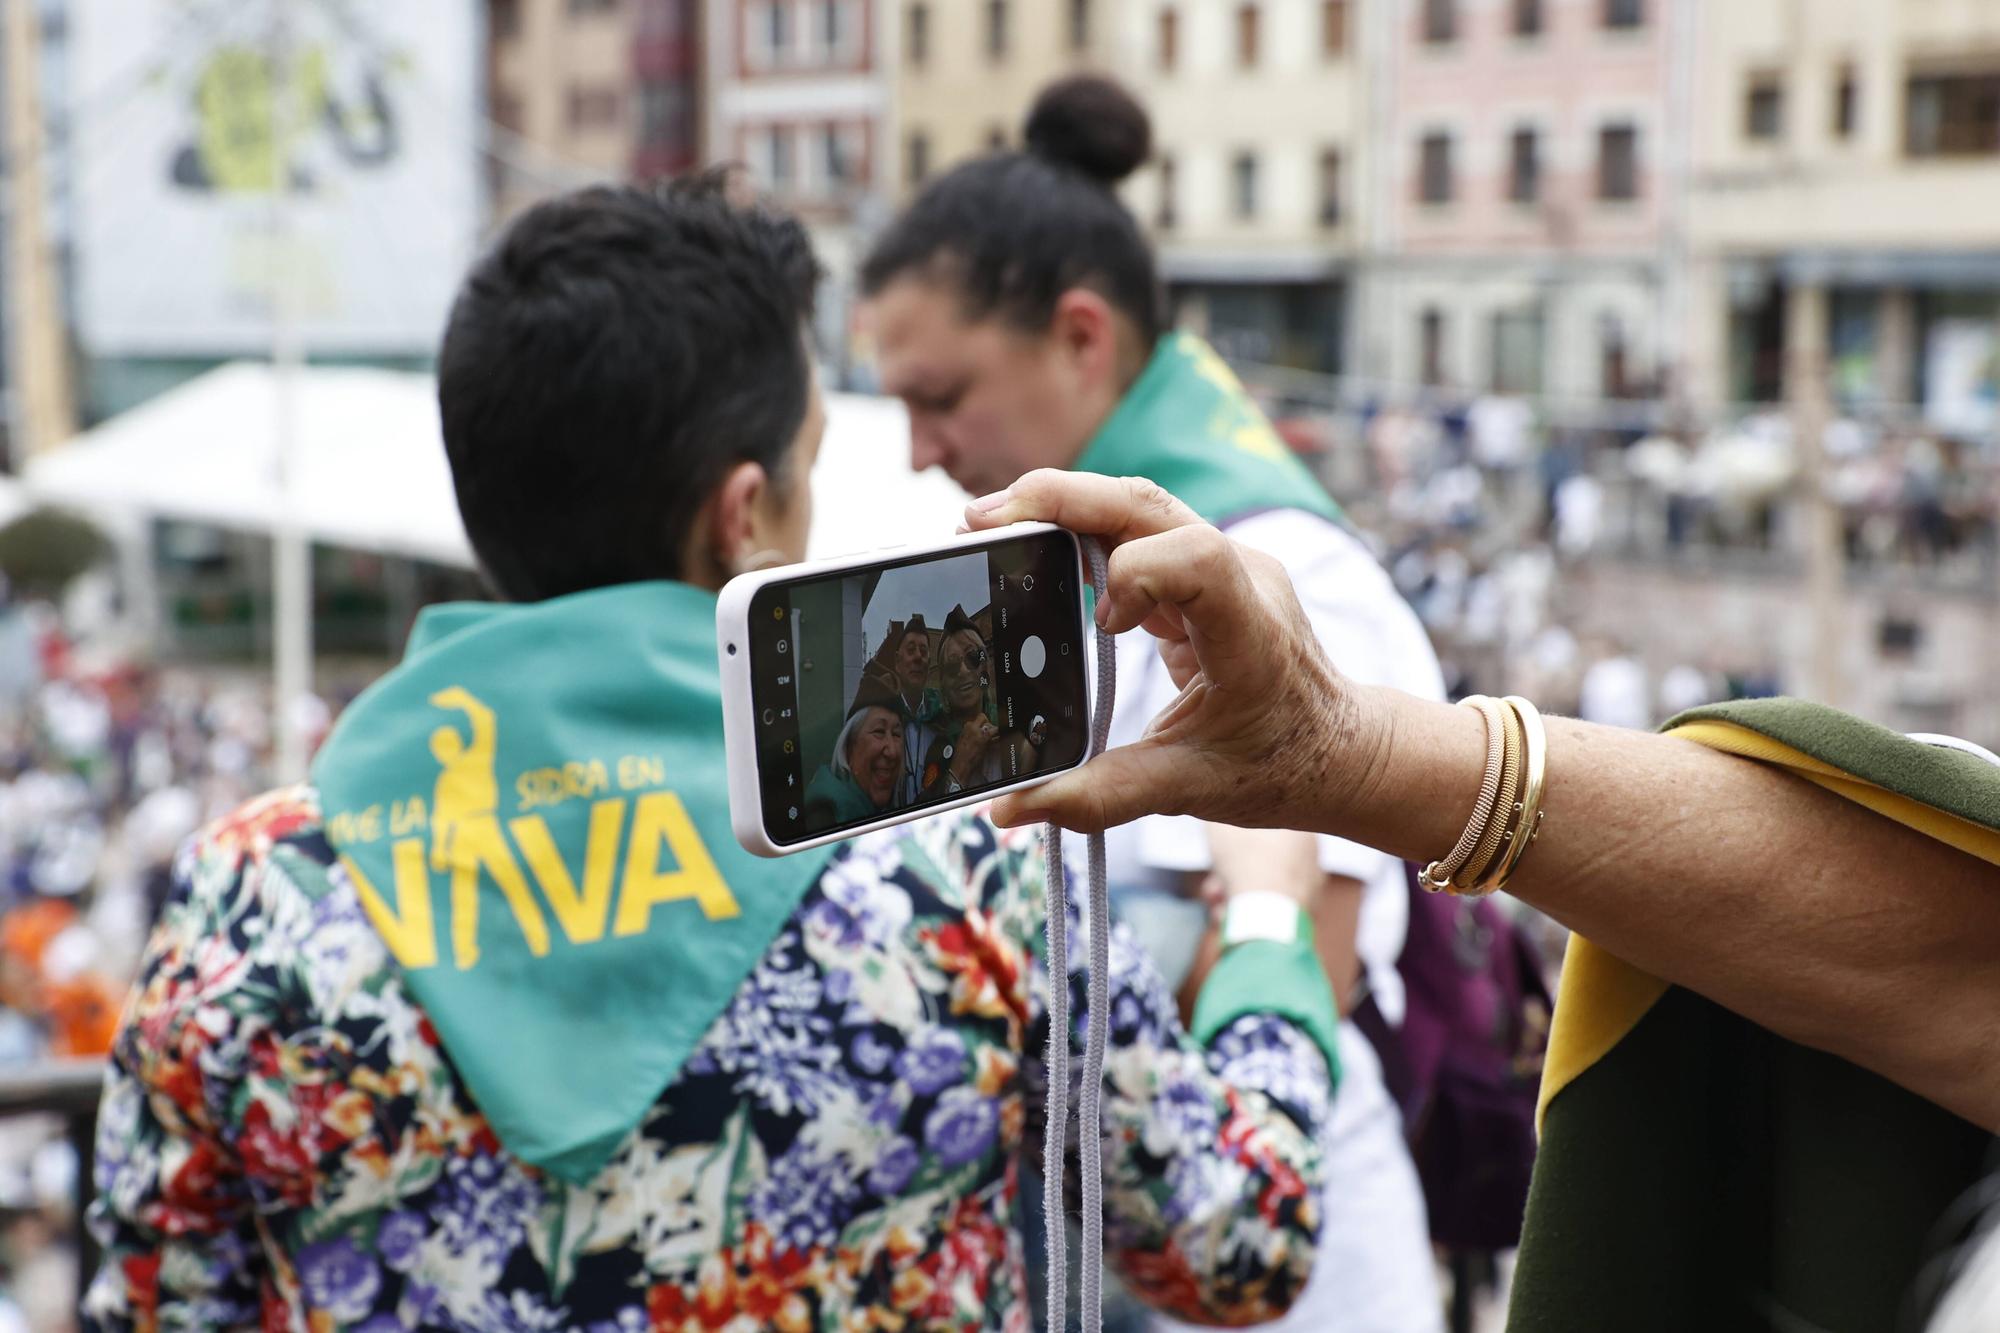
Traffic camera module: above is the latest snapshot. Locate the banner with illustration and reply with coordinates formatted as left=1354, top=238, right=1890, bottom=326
left=69, top=0, right=480, bottom=355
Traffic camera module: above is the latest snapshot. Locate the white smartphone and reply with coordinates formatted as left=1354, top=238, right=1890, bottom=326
left=717, top=523, right=1093, bottom=857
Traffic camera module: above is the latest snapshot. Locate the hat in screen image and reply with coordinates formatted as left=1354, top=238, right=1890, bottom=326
left=846, top=671, right=905, bottom=719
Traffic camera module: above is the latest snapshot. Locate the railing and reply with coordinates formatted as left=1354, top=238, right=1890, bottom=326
left=0, top=1060, right=108, bottom=1313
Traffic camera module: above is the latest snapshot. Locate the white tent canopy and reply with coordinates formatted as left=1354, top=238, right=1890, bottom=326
left=23, top=362, right=962, bottom=567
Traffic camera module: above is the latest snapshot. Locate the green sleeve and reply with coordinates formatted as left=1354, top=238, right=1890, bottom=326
left=1190, top=923, right=1344, bottom=1090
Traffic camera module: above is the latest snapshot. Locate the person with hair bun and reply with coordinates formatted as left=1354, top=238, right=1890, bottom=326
left=864, top=76, right=1448, bottom=1333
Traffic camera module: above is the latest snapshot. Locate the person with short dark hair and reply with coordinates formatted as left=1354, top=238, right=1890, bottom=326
left=81, top=178, right=1345, bottom=1332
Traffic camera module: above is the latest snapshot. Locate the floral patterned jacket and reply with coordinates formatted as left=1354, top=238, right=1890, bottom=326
left=83, top=786, right=1333, bottom=1332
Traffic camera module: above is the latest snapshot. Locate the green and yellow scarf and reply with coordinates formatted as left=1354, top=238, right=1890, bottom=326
left=1510, top=698, right=2000, bottom=1332
left=1072, top=332, right=1345, bottom=529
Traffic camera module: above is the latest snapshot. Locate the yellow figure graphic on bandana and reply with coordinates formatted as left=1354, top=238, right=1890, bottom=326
left=423, top=687, right=550, bottom=969
left=428, top=687, right=498, bottom=874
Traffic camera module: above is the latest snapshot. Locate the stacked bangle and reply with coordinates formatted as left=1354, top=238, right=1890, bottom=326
left=1419, top=694, right=1549, bottom=897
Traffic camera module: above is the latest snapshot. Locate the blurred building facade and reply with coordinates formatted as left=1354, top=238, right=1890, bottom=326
left=703, top=0, right=894, bottom=368
left=1369, top=0, right=1683, bottom=401
left=1680, top=0, right=2000, bottom=424
left=893, top=0, right=1096, bottom=185
left=1123, top=0, right=1369, bottom=374
left=488, top=0, right=703, bottom=221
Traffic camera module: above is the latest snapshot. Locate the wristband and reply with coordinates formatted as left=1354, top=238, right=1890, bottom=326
left=1221, top=889, right=1307, bottom=948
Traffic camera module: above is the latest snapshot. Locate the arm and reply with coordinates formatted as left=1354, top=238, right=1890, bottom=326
left=966, top=471, right=2000, bottom=1130
left=1334, top=691, right=2000, bottom=1128
left=83, top=853, right=266, bottom=1330
left=1179, top=826, right=1363, bottom=1020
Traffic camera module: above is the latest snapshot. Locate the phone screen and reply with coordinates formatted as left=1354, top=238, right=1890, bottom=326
left=747, top=529, right=1090, bottom=846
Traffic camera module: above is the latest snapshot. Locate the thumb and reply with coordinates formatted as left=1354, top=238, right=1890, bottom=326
left=990, top=741, right=1191, bottom=835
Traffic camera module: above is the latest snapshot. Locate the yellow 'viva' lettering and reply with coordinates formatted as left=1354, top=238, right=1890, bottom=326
left=443, top=818, right=552, bottom=969
left=342, top=843, right=438, bottom=970
left=510, top=801, right=625, bottom=945
left=614, top=791, right=741, bottom=933
left=347, top=791, right=739, bottom=970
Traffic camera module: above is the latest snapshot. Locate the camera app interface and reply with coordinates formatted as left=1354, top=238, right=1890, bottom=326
left=748, top=531, right=1089, bottom=846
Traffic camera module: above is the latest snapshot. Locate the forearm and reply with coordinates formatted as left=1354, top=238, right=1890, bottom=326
left=1331, top=686, right=2000, bottom=1127
left=1195, top=824, right=1364, bottom=1014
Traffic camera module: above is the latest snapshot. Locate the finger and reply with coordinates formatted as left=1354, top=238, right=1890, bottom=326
left=1096, top=528, right=1277, bottom=696
left=963, top=471, right=1203, bottom=548
left=990, top=740, right=1194, bottom=835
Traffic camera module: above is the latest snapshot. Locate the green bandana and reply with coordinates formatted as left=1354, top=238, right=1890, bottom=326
left=310, top=581, right=834, bottom=1185
left=1072, top=332, right=1346, bottom=528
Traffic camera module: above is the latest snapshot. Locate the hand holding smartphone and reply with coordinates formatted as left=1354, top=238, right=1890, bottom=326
left=717, top=524, right=1093, bottom=856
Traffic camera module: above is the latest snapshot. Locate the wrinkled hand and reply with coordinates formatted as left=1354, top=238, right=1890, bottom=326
left=963, top=471, right=1380, bottom=835
left=948, top=716, right=999, bottom=783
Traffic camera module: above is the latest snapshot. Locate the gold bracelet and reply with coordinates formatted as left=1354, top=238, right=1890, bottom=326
left=1456, top=696, right=1522, bottom=890
left=1418, top=696, right=1506, bottom=892
left=1480, top=695, right=1549, bottom=893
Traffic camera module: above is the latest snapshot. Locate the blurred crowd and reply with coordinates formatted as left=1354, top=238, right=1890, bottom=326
left=1267, top=385, right=2000, bottom=733
left=0, top=591, right=338, bottom=1330
left=0, top=370, right=1992, bottom=1327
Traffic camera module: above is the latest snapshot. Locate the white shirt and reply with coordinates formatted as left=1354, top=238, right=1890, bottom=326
left=1131, top=506, right=1450, bottom=1333
left=1103, top=507, right=1447, bottom=1026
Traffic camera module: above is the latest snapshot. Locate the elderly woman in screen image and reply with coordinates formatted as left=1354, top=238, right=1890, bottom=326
left=805, top=679, right=910, bottom=824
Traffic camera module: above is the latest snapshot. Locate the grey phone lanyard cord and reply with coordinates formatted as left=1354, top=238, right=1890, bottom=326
left=1042, top=536, right=1116, bottom=1333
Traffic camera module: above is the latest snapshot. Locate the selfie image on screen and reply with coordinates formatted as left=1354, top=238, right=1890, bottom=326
left=747, top=533, right=1088, bottom=845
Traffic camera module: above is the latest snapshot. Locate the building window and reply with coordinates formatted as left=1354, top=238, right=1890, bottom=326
left=1157, top=153, right=1177, bottom=229
left=824, top=125, right=851, bottom=187
left=771, top=0, right=791, bottom=59
left=638, top=82, right=688, bottom=150
left=1419, top=131, right=1454, bottom=204
left=1906, top=72, right=2000, bottom=157
left=1322, top=0, right=1347, bottom=57
left=1509, top=126, right=1539, bottom=203
left=1232, top=151, right=1258, bottom=219
left=1069, top=0, right=1091, bottom=52
left=493, top=0, right=522, bottom=39
left=767, top=125, right=795, bottom=191
left=1513, top=0, right=1542, bottom=38
left=1598, top=123, right=1638, bottom=200
left=1237, top=3, right=1260, bottom=67
left=908, top=3, right=929, bottom=66
left=567, top=86, right=621, bottom=131
left=985, top=0, right=1008, bottom=59
left=1491, top=306, right=1546, bottom=394
left=1833, top=66, right=1858, bottom=140
left=908, top=129, right=931, bottom=184
left=1421, top=308, right=1447, bottom=387
left=1157, top=8, right=1178, bottom=70
left=1745, top=74, right=1784, bottom=142
left=1600, top=313, right=1630, bottom=398
left=1603, top=0, right=1642, bottom=30
left=746, top=0, right=791, bottom=68
left=1318, top=147, right=1341, bottom=225
left=822, top=0, right=844, bottom=58
left=1423, top=0, right=1456, bottom=45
